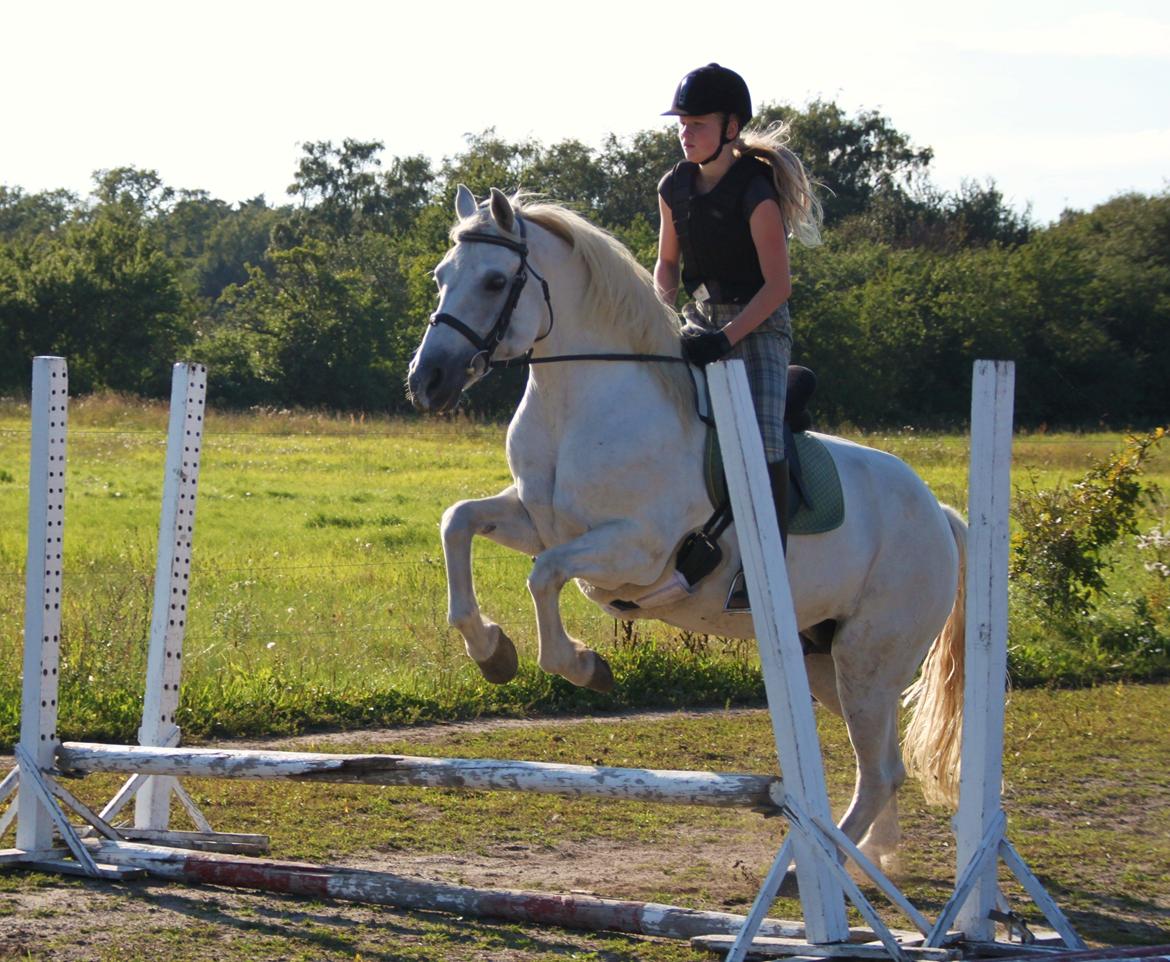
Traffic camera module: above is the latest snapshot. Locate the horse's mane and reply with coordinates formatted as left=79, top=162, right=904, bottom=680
left=452, top=195, right=693, bottom=413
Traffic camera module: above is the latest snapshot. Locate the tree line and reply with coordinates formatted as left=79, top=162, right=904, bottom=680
left=2, top=100, right=1167, bottom=426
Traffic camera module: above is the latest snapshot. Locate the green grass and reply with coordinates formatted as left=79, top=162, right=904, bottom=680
left=0, top=395, right=1167, bottom=745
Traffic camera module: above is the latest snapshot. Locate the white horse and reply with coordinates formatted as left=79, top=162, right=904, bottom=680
left=407, top=186, right=968, bottom=863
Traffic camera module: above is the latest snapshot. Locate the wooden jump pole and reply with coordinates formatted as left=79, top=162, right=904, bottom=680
left=134, top=363, right=209, bottom=831
left=15, top=357, right=69, bottom=857
left=57, top=742, right=783, bottom=810
left=925, top=361, right=1084, bottom=950
left=65, top=838, right=837, bottom=944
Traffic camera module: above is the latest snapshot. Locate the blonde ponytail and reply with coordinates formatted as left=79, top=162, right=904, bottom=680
left=735, top=122, right=823, bottom=247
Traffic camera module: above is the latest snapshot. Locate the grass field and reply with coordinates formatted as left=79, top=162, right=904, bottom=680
left=0, top=394, right=1167, bottom=744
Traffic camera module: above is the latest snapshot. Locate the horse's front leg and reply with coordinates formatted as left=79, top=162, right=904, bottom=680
left=528, top=520, right=660, bottom=693
left=441, top=485, right=543, bottom=684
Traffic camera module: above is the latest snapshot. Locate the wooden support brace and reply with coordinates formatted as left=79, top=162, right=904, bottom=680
left=783, top=800, right=912, bottom=962
left=0, top=768, right=19, bottom=837
left=45, top=777, right=122, bottom=841
left=930, top=809, right=1007, bottom=945
left=13, top=746, right=99, bottom=875
left=998, top=839, right=1086, bottom=951
left=809, top=813, right=934, bottom=938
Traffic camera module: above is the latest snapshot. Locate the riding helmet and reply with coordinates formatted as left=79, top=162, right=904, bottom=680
left=663, top=63, right=752, bottom=123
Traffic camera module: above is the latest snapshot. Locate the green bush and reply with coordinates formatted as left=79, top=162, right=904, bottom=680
left=1011, top=428, right=1165, bottom=616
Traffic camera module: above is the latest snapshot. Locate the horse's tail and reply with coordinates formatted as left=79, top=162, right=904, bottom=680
left=901, top=504, right=967, bottom=808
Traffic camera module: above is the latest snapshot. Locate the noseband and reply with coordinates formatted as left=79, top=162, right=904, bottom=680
left=428, top=217, right=553, bottom=376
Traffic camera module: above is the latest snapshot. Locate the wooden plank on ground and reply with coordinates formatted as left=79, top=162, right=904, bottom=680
left=693, top=934, right=961, bottom=960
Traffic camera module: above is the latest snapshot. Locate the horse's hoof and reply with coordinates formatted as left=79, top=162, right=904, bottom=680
left=475, top=629, right=518, bottom=684
left=584, top=653, right=615, bottom=693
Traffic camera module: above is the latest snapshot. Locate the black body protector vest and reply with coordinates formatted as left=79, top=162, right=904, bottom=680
left=669, top=155, right=776, bottom=304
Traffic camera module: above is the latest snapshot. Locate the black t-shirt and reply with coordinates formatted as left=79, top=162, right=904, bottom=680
left=659, top=155, right=781, bottom=303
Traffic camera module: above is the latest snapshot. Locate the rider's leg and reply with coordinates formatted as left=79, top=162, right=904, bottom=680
left=724, top=459, right=788, bottom=611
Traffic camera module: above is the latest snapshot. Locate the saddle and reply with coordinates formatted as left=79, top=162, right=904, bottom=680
left=609, top=366, right=842, bottom=615
left=704, top=366, right=822, bottom=516
left=676, top=365, right=844, bottom=588
left=609, top=366, right=842, bottom=654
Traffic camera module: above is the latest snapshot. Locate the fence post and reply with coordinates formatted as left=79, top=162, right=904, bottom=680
left=15, top=357, right=69, bottom=854
left=706, top=360, right=850, bottom=946
left=135, top=363, right=209, bottom=830
left=955, top=359, right=1014, bottom=941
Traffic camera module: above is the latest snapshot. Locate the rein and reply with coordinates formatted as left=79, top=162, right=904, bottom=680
left=491, top=352, right=685, bottom=369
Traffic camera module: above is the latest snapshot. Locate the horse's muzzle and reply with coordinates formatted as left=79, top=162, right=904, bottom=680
left=407, top=351, right=468, bottom=413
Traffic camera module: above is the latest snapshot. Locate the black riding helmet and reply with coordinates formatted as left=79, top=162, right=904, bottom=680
left=664, top=63, right=752, bottom=122
left=663, top=63, right=752, bottom=164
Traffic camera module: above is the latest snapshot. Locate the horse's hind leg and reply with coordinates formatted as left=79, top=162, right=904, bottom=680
left=804, top=651, right=901, bottom=866
left=830, top=628, right=912, bottom=865
left=441, top=485, right=543, bottom=684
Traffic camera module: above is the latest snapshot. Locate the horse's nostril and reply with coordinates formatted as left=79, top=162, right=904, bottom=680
left=426, top=366, right=444, bottom=397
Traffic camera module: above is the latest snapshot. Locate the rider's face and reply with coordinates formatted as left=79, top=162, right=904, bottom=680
left=677, top=114, right=725, bottom=162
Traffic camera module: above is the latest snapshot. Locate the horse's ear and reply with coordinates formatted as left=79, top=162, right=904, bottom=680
left=454, top=184, right=477, bottom=220
left=489, top=187, right=515, bottom=234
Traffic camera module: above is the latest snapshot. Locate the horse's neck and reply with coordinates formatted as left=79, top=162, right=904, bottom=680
left=529, top=232, right=675, bottom=386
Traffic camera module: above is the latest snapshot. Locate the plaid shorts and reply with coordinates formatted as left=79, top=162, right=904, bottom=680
left=682, top=300, right=793, bottom=462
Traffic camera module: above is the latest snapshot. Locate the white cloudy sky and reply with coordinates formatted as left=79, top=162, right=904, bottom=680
left=3, top=0, right=1168, bottom=224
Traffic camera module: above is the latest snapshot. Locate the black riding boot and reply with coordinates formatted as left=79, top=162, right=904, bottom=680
left=725, top=460, right=789, bottom=612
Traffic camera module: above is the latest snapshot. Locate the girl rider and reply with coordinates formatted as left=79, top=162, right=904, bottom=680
left=654, top=63, right=822, bottom=611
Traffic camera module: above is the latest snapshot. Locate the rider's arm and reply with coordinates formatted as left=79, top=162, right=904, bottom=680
left=720, top=198, right=791, bottom=346
left=654, top=193, right=681, bottom=307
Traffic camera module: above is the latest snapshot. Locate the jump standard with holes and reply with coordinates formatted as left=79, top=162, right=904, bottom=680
left=1, top=355, right=1161, bottom=962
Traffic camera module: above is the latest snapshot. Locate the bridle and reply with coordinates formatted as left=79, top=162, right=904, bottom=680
left=428, top=217, right=554, bottom=379
left=429, top=214, right=687, bottom=377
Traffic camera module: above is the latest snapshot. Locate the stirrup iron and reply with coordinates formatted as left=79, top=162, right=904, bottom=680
left=724, top=569, right=751, bottom=612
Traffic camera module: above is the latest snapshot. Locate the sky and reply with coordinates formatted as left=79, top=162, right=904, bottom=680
left=3, top=0, right=1168, bottom=225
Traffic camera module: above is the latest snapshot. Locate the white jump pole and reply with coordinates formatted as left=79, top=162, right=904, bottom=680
left=59, top=838, right=853, bottom=945
left=706, top=360, right=851, bottom=952
left=927, top=360, right=1083, bottom=950
left=955, top=359, right=1015, bottom=941
left=15, top=357, right=69, bottom=856
left=57, top=743, right=783, bottom=808
left=134, top=363, right=209, bottom=830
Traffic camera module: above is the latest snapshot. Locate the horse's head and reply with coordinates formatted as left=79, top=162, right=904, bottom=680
left=407, top=186, right=552, bottom=413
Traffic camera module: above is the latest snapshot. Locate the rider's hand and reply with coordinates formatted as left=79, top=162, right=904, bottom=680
left=681, top=329, right=732, bottom=366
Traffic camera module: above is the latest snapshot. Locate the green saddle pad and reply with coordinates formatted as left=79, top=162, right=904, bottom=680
left=704, top=429, right=845, bottom=536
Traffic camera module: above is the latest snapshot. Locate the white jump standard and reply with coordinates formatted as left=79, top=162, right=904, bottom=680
left=1, top=355, right=1085, bottom=959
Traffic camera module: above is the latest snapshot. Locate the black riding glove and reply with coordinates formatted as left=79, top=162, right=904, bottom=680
left=681, top=329, right=732, bottom=366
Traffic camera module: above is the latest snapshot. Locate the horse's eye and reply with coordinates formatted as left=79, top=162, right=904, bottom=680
left=485, top=271, right=508, bottom=292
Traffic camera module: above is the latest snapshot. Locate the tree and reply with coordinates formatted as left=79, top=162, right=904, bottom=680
left=436, top=130, right=542, bottom=207
left=596, top=127, right=680, bottom=229
left=284, top=140, right=436, bottom=243
left=207, top=232, right=408, bottom=410
left=0, top=186, right=80, bottom=241
left=194, top=197, right=285, bottom=301
left=3, top=206, right=189, bottom=394
left=757, top=99, right=933, bottom=226
left=92, top=166, right=175, bottom=217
